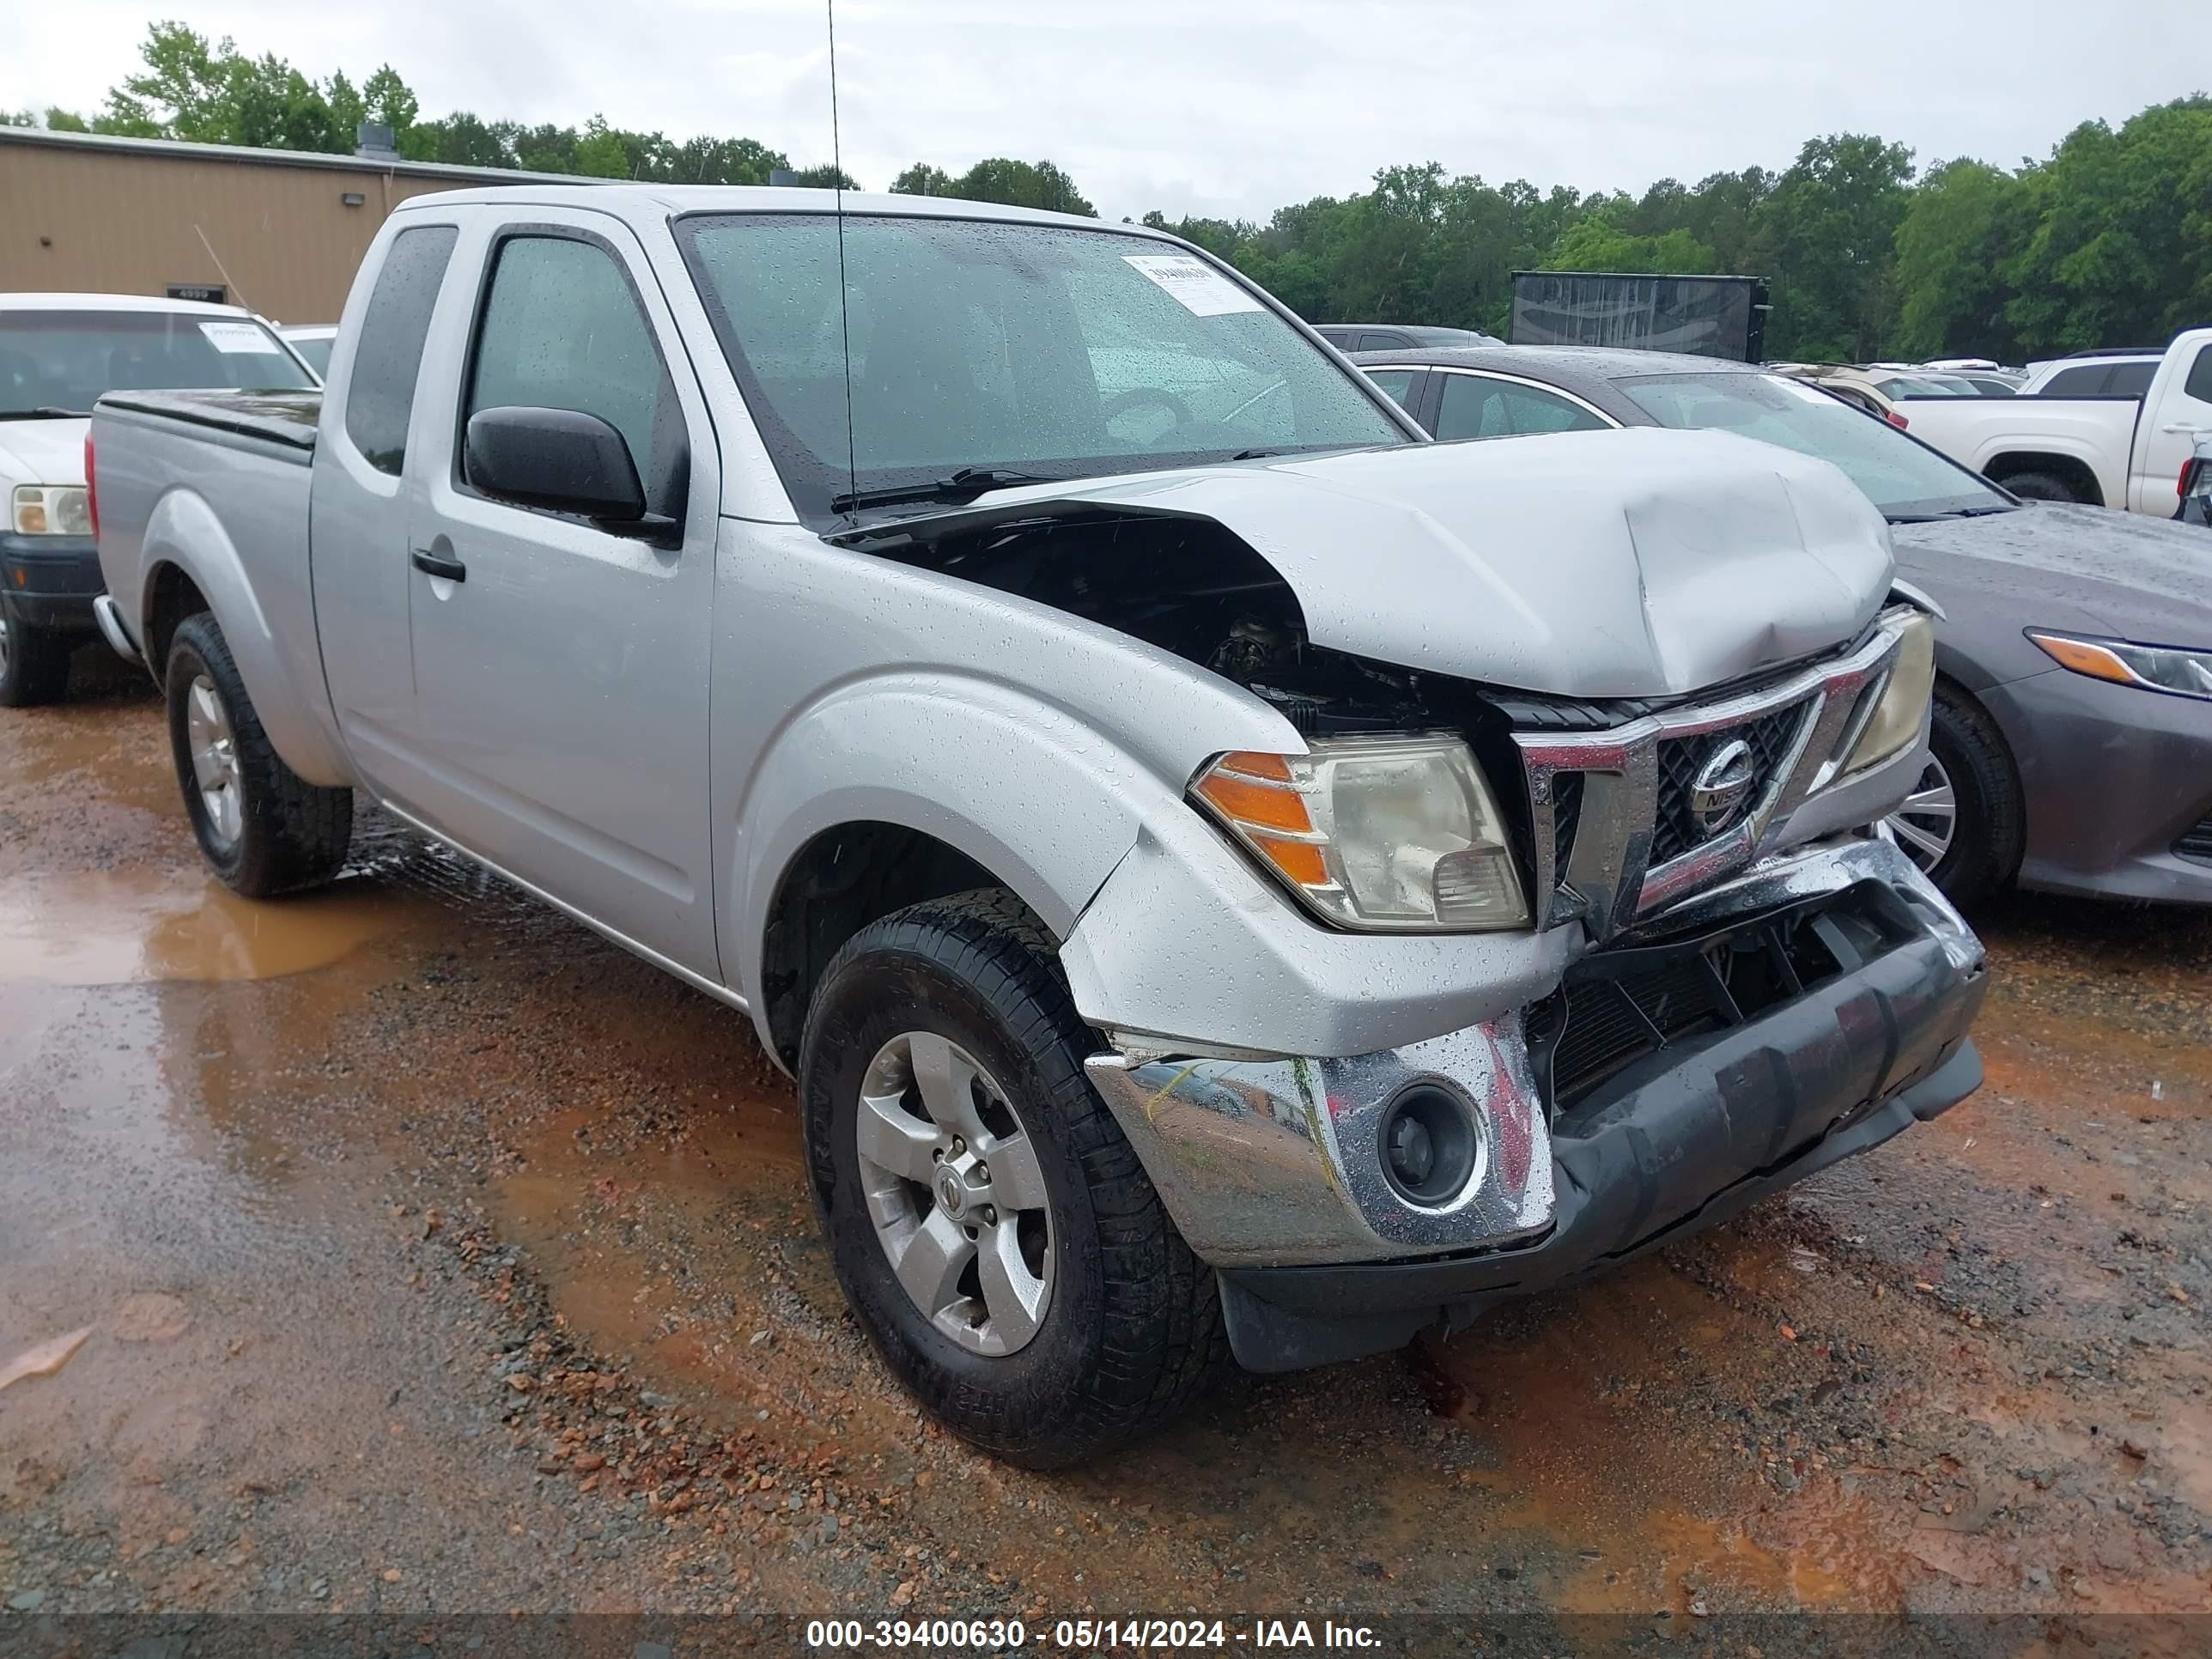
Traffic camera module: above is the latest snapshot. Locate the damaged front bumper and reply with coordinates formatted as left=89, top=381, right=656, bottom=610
left=1085, top=835, right=1986, bottom=1372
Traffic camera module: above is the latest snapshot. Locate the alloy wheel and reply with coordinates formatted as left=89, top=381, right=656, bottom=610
left=185, top=673, right=244, bottom=848
left=1879, top=756, right=1956, bottom=872
left=854, top=1030, right=1054, bottom=1357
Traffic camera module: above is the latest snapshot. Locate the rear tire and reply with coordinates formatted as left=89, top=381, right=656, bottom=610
left=0, top=593, right=74, bottom=707
left=799, top=888, right=1226, bottom=1468
left=164, top=611, right=353, bottom=897
left=1998, top=471, right=2081, bottom=503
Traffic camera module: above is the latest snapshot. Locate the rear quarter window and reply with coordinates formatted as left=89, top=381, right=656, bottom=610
left=344, top=224, right=459, bottom=476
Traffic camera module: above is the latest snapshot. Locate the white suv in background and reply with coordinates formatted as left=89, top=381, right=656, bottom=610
left=0, top=293, right=315, bottom=704
left=2020, top=349, right=2165, bottom=397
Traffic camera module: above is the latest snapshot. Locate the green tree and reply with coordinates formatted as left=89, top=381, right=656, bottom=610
left=361, top=66, right=419, bottom=134
left=1748, top=134, right=1916, bottom=359
left=1549, top=215, right=1717, bottom=274
left=98, top=21, right=227, bottom=138
left=1892, top=158, right=2033, bottom=361
left=574, top=116, right=630, bottom=178
left=886, top=157, right=1092, bottom=214
left=2002, top=97, right=2212, bottom=354
left=672, top=136, right=788, bottom=185
left=398, top=112, right=514, bottom=168
left=324, top=71, right=364, bottom=144
left=890, top=162, right=956, bottom=195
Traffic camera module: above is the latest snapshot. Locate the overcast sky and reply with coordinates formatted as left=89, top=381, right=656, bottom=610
left=6, top=1, right=2203, bottom=222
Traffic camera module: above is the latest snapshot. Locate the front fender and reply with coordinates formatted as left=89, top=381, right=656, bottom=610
left=137, top=488, right=351, bottom=787
left=726, top=670, right=1195, bottom=1033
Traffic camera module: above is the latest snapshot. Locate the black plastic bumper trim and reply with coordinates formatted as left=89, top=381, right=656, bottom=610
left=1219, top=926, right=1986, bottom=1373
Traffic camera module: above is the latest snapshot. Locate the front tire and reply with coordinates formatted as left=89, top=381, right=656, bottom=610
left=1881, top=687, right=2021, bottom=906
left=164, top=611, right=353, bottom=897
left=799, top=889, right=1225, bottom=1468
left=0, top=592, right=74, bottom=707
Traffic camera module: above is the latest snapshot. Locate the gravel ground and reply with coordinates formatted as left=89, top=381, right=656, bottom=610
left=1, top=659, right=2207, bottom=1654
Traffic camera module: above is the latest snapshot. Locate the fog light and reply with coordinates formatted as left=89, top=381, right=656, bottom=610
left=1376, top=1084, right=1479, bottom=1206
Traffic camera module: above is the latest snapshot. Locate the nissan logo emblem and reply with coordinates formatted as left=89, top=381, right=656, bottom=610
left=1688, top=738, right=1756, bottom=835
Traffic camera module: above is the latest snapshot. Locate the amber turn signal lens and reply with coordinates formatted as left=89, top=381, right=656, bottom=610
left=1212, top=750, right=1293, bottom=782
left=1248, top=834, right=1328, bottom=887
left=1192, top=770, right=1314, bottom=835
left=2028, top=633, right=2135, bottom=684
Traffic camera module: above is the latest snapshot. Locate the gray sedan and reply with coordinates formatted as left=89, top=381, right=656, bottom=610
left=1356, top=345, right=2212, bottom=907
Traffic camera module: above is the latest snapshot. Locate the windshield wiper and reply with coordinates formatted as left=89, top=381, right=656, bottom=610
left=0, top=407, right=90, bottom=420
left=830, top=467, right=1060, bottom=515
left=1888, top=504, right=2015, bottom=523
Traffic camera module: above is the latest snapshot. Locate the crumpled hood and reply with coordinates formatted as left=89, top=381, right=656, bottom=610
left=1891, top=501, right=2212, bottom=642
left=988, top=427, right=1893, bottom=699
left=0, top=416, right=90, bottom=486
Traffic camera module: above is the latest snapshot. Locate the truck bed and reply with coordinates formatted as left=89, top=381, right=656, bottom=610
left=1899, top=392, right=2141, bottom=508
left=96, top=388, right=322, bottom=453
left=90, top=385, right=350, bottom=787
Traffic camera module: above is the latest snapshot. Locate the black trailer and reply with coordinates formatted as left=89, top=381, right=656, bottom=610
left=1510, top=270, right=1772, bottom=362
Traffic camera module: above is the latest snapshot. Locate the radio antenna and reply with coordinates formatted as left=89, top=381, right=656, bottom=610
left=828, top=0, right=858, bottom=515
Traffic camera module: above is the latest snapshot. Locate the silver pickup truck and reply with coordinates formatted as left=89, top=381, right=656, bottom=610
left=89, top=185, right=1985, bottom=1466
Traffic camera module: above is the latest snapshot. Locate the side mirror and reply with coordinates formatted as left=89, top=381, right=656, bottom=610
left=465, top=405, right=647, bottom=522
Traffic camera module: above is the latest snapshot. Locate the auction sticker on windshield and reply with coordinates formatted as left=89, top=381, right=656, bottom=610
left=1123, top=254, right=1264, bottom=317
left=198, top=320, right=271, bottom=354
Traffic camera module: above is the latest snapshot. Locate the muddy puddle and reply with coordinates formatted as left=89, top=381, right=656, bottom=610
left=5, top=691, right=2208, bottom=1623
left=0, top=867, right=428, bottom=985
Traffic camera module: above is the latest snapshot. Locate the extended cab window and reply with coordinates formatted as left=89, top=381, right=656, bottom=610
left=2038, top=364, right=2107, bottom=396
left=1435, top=374, right=1607, bottom=441
left=2106, top=360, right=2157, bottom=398
left=464, top=234, right=683, bottom=514
left=677, top=214, right=1406, bottom=522
left=343, top=225, right=458, bottom=475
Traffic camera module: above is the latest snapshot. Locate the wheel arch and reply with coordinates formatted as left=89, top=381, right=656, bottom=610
left=727, top=674, right=1182, bottom=1067
left=1929, top=669, right=2028, bottom=891
left=1981, top=450, right=2104, bottom=506
left=757, top=820, right=1055, bottom=1071
left=133, top=487, right=353, bottom=787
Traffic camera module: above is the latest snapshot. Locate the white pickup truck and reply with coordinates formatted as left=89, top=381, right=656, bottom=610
left=1900, top=328, right=2212, bottom=514
left=88, top=184, right=1985, bottom=1464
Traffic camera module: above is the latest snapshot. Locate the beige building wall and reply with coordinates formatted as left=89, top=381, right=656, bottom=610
left=1, top=134, right=550, bottom=323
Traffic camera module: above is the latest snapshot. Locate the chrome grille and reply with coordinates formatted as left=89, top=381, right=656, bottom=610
left=2177, top=815, right=2212, bottom=865
left=1649, top=702, right=1814, bottom=866
left=1510, top=612, right=1918, bottom=940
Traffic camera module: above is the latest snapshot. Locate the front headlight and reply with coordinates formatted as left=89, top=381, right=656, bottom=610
left=1191, top=734, right=1531, bottom=933
left=2028, top=631, right=2212, bottom=702
left=12, top=484, right=93, bottom=537
left=1844, top=610, right=1937, bottom=772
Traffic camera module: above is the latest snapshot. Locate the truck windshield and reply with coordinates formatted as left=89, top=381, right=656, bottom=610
left=678, top=213, right=1409, bottom=521
left=0, top=310, right=313, bottom=417
left=1617, top=371, right=2015, bottom=522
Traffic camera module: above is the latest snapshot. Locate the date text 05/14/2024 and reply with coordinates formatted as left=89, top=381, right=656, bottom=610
left=805, top=1618, right=1384, bottom=1649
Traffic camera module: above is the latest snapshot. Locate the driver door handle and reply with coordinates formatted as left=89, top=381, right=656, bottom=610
left=411, top=548, right=466, bottom=583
